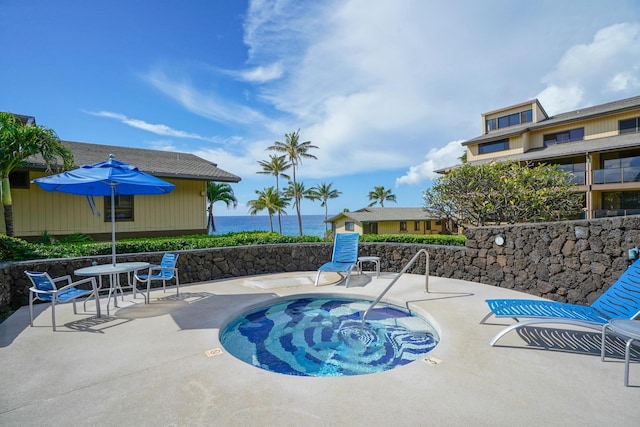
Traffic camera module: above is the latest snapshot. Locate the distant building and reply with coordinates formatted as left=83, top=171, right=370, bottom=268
left=454, top=95, right=640, bottom=219
left=326, top=207, right=455, bottom=235
left=3, top=139, right=241, bottom=240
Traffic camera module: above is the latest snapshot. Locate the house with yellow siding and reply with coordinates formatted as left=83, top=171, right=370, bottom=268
left=326, top=207, right=453, bottom=235
left=2, top=140, right=240, bottom=241
left=457, top=95, right=640, bottom=219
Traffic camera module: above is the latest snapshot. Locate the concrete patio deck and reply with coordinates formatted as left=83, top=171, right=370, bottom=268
left=1, top=272, right=639, bottom=426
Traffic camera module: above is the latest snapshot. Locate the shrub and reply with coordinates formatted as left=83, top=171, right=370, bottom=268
left=359, top=234, right=466, bottom=246
left=0, top=235, right=48, bottom=261
left=0, top=231, right=464, bottom=262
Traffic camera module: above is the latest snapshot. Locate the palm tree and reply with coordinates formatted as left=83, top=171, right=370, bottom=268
left=267, top=129, right=318, bottom=235
left=247, top=187, right=288, bottom=232
left=283, top=181, right=317, bottom=234
left=256, top=154, right=291, bottom=234
left=368, top=185, right=397, bottom=207
left=310, top=182, right=341, bottom=232
left=0, top=113, right=73, bottom=236
left=206, top=182, right=238, bottom=233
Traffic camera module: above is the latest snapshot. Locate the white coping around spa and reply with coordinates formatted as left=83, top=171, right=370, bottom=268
left=1, top=271, right=638, bottom=426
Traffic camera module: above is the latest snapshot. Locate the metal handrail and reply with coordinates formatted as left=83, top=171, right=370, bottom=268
left=361, top=249, right=429, bottom=324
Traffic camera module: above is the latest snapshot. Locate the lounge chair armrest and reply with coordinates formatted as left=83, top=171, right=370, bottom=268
left=29, top=286, right=58, bottom=295
left=51, top=275, right=73, bottom=286
left=147, top=266, right=178, bottom=274
left=58, top=276, right=98, bottom=292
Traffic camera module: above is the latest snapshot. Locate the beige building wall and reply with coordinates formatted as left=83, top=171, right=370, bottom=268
left=5, top=172, right=207, bottom=238
left=332, top=219, right=363, bottom=235
left=330, top=218, right=447, bottom=235
left=469, top=110, right=638, bottom=163
left=526, top=116, right=623, bottom=148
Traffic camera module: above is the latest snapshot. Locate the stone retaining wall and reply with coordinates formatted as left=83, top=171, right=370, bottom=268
left=463, top=215, right=640, bottom=304
left=2, top=215, right=639, bottom=314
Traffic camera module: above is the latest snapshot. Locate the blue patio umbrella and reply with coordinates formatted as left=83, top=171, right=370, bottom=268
left=33, top=154, right=175, bottom=266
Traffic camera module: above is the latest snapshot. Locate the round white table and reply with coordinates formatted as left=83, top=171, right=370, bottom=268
left=75, top=262, right=150, bottom=315
left=601, top=319, right=640, bottom=386
left=357, top=256, right=380, bottom=278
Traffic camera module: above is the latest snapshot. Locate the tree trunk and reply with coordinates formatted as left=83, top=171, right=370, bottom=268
left=296, top=203, right=303, bottom=236
left=207, top=205, right=216, bottom=233
left=1, top=178, right=14, bottom=236
left=3, top=204, right=13, bottom=237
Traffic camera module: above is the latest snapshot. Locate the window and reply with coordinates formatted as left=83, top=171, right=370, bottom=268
left=400, top=221, right=407, bottom=231
left=414, top=221, right=420, bottom=231
left=620, top=117, right=640, bottom=134
left=543, top=128, right=584, bottom=146
left=478, top=139, right=509, bottom=154
left=345, top=221, right=354, bottom=231
left=105, top=195, right=134, bottom=221
left=9, top=171, right=29, bottom=189
left=485, top=109, right=532, bottom=132
left=601, top=191, right=640, bottom=214
left=425, top=221, right=431, bottom=231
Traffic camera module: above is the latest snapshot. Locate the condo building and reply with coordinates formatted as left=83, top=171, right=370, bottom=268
left=461, top=95, right=640, bottom=219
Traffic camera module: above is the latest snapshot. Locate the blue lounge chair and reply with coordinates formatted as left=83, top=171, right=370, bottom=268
left=484, top=258, right=640, bottom=346
left=314, top=233, right=359, bottom=287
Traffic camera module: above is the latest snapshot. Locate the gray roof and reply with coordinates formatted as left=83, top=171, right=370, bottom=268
left=327, top=207, right=436, bottom=223
left=25, top=140, right=241, bottom=183
left=463, top=94, right=640, bottom=146
left=469, top=131, right=640, bottom=165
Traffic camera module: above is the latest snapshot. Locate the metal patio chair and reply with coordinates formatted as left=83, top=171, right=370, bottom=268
left=26, top=271, right=100, bottom=331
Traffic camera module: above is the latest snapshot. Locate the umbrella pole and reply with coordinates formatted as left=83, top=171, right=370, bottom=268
left=111, top=185, right=117, bottom=266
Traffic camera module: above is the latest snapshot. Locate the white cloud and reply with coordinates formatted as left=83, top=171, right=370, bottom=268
left=536, top=85, right=585, bottom=115
left=607, top=70, right=640, bottom=91
left=395, top=140, right=466, bottom=186
left=85, top=110, right=223, bottom=143
left=239, top=63, right=284, bottom=83
left=141, top=1, right=640, bottom=195
left=142, top=69, right=268, bottom=126
left=538, top=22, right=640, bottom=115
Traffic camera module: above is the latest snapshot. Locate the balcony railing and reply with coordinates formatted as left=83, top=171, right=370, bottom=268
left=593, top=166, right=640, bottom=184
left=593, top=209, right=640, bottom=218
left=567, top=172, right=586, bottom=185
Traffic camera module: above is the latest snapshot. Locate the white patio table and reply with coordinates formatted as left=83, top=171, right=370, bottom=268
left=75, top=262, right=149, bottom=315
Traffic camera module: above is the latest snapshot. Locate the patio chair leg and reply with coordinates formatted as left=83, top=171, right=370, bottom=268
left=29, top=292, right=34, bottom=327
left=601, top=323, right=608, bottom=361
left=146, top=279, right=152, bottom=304
left=625, top=339, right=634, bottom=387
left=51, top=300, right=56, bottom=332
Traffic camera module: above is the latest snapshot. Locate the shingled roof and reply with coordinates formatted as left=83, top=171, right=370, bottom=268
left=463, top=94, right=640, bottom=146
left=327, top=207, right=437, bottom=223
left=25, top=140, right=241, bottom=183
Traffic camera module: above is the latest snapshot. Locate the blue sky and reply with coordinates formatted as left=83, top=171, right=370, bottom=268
left=1, top=0, right=640, bottom=216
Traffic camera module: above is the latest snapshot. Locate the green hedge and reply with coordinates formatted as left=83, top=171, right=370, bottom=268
left=359, top=233, right=466, bottom=246
left=0, top=231, right=465, bottom=262
left=0, top=232, right=323, bottom=262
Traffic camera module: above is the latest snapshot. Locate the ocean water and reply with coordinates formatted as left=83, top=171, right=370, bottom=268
left=210, top=214, right=330, bottom=238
